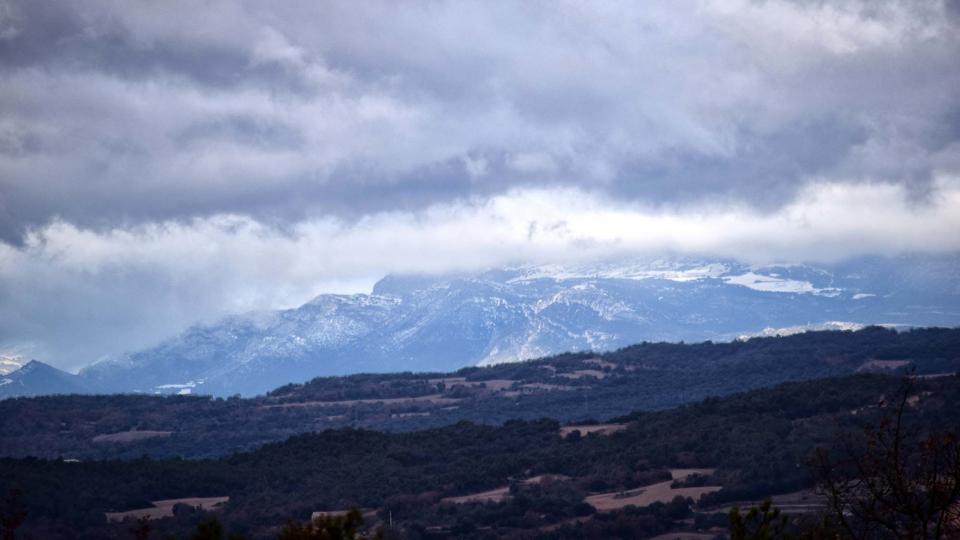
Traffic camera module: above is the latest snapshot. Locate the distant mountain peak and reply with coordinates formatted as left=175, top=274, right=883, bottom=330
left=17, top=255, right=960, bottom=398
left=0, top=359, right=88, bottom=398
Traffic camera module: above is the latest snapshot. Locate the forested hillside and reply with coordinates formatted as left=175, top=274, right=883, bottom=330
left=2, top=372, right=958, bottom=539
left=2, top=327, right=958, bottom=460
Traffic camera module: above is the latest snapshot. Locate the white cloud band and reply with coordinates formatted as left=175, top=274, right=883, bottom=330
left=2, top=178, right=959, bottom=369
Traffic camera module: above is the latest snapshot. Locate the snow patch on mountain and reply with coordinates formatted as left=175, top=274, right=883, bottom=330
left=723, top=272, right=840, bottom=295
left=58, top=255, right=960, bottom=397
left=738, top=321, right=867, bottom=340
left=156, top=380, right=204, bottom=390
left=507, top=261, right=730, bottom=283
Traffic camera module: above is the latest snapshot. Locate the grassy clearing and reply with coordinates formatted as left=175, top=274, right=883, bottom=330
left=105, top=496, right=228, bottom=522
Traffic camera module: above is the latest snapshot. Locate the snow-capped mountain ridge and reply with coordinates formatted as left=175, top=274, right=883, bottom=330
left=7, top=255, right=956, bottom=398
left=499, top=258, right=849, bottom=297
left=503, top=260, right=732, bottom=283
left=0, top=360, right=89, bottom=397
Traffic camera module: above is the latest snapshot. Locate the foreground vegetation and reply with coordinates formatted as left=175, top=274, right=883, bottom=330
left=2, top=370, right=958, bottom=539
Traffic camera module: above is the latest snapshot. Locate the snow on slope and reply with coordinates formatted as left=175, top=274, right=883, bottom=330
left=508, top=260, right=849, bottom=297
left=69, top=256, right=960, bottom=396
left=722, top=272, right=840, bottom=295
left=507, top=261, right=730, bottom=283
left=737, top=321, right=867, bottom=340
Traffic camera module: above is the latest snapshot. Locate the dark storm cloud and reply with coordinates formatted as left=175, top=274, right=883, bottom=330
left=2, top=0, right=959, bottom=243
left=3, top=0, right=960, bottom=370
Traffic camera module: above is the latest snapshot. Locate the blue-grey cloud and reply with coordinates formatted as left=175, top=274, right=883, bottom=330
left=1, top=0, right=958, bottom=244
left=3, top=180, right=960, bottom=370
left=2, top=0, right=960, bottom=369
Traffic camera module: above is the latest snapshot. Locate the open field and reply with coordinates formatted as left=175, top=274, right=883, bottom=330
left=440, top=475, right=570, bottom=505
left=391, top=411, right=431, bottom=418
left=262, top=377, right=531, bottom=410
left=585, top=469, right=720, bottom=512
left=477, top=379, right=516, bottom=391
left=92, top=430, right=172, bottom=444
left=259, top=394, right=462, bottom=409
left=584, top=358, right=618, bottom=370
left=427, top=377, right=467, bottom=385
left=105, top=496, right=229, bottom=522
left=441, top=485, right=512, bottom=504
left=857, top=359, right=911, bottom=372
left=707, top=490, right=825, bottom=515
left=586, top=482, right=722, bottom=511
left=518, top=382, right=574, bottom=391
left=558, top=369, right=607, bottom=379
left=559, top=423, right=626, bottom=437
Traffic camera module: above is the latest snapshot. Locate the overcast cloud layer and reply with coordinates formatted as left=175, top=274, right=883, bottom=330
left=1, top=1, right=960, bottom=369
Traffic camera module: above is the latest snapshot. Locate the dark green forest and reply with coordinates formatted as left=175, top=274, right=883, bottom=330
left=1, top=328, right=959, bottom=538
left=2, top=327, right=958, bottom=460
left=2, top=372, right=959, bottom=539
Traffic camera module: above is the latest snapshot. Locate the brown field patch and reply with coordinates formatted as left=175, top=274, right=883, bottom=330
left=559, top=423, right=627, bottom=437
left=92, top=430, right=172, bottom=444
left=391, top=412, right=430, bottom=418
left=477, top=379, right=515, bottom=391
left=441, top=475, right=570, bottom=505
left=857, top=359, right=910, bottom=372
left=260, top=394, right=461, bottom=409
left=914, top=372, right=957, bottom=379
left=586, top=480, right=722, bottom=511
left=520, top=383, right=575, bottom=391
left=442, top=486, right=511, bottom=504
left=106, top=496, right=228, bottom=522
left=707, top=490, right=825, bottom=515
left=503, top=383, right=576, bottom=397
left=584, top=358, right=617, bottom=370
left=429, top=378, right=514, bottom=391
left=427, top=377, right=467, bottom=385
left=558, top=369, right=607, bottom=379
left=525, top=474, right=571, bottom=484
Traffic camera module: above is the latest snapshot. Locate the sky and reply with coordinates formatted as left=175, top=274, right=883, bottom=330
left=1, top=0, right=959, bottom=370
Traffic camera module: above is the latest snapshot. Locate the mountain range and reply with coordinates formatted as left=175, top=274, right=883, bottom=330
left=4, top=255, right=959, bottom=397
left=0, top=359, right=89, bottom=398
